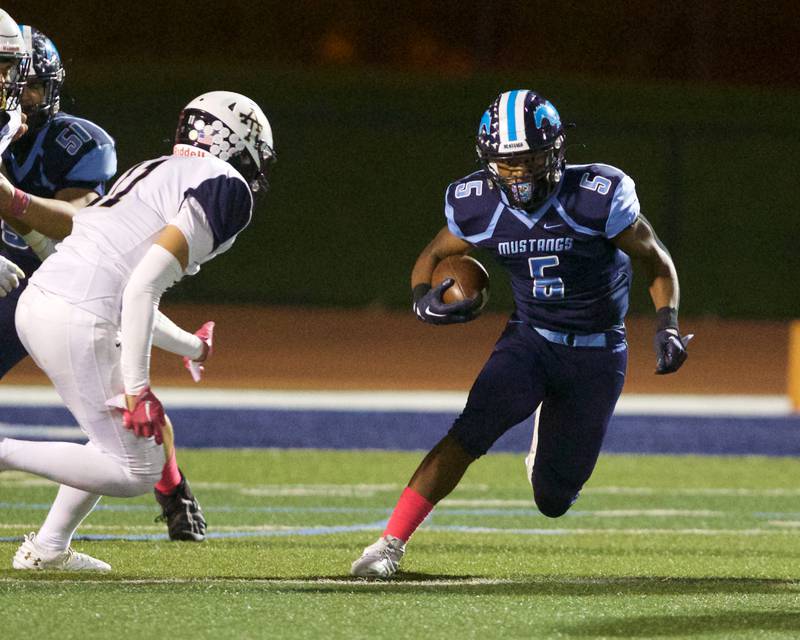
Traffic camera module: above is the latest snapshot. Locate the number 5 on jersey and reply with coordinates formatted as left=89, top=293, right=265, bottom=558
left=528, top=255, right=564, bottom=299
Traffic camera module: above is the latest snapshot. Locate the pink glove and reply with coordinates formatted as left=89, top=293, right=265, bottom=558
left=184, top=321, right=215, bottom=383
left=122, top=387, right=166, bottom=445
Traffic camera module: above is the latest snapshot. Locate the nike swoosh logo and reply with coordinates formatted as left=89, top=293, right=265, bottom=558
left=543, top=223, right=563, bottom=230
left=425, top=306, right=448, bottom=317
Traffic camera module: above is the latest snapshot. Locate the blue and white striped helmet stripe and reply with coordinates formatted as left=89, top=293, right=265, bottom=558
left=497, top=90, right=529, bottom=152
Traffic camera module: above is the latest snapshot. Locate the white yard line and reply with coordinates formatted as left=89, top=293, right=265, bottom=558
left=0, top=577, right=519, bottom=586
left=1, top=476, right=796, bottom=498
left=423, top=525, right=800, bottom=536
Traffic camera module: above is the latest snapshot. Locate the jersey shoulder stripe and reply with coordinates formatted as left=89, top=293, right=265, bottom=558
left=184, top=171, right=253, bottom=250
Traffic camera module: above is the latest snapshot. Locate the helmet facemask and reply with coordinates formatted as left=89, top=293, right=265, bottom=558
left=0, top=53, right=30, bottom=112
left=228, top=138, right=275, bottom=195
left=479, top=134, right=565, bottom=211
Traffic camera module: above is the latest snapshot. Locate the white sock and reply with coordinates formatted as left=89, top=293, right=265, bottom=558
left=0, top=438, right=152, bottom=498
left=35, top=485, right=102, bottom=554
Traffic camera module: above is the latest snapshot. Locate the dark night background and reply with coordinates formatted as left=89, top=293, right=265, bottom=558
left=4, top=1, right=799, bottom=318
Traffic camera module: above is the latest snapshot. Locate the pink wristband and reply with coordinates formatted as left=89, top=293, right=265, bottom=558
left=9, top=188, right=31, bottom=219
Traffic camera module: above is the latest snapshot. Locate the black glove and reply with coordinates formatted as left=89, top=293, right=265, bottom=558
left=654, top=307, right=693, bottom=375
left=412, top=280, right=481, bottom=325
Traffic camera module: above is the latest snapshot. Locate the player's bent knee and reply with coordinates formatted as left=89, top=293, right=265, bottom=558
left=115, top=469, right=162, bottom=497
left=532, top=478, right=579, bottom=518
left=533, top=491, right=576, bottom=518
left=113, top=456, right=163, bottom=497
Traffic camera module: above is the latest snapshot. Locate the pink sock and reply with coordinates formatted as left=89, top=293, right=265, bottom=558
left=155, top=452, right=182, bottom=494
left=383, top=487, right=435, bottom=542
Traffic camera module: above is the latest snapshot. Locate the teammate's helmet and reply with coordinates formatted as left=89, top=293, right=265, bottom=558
left=174, top=91, right=276, bottom=194
left=476, top=90, right=565, bottom=211
left=19, top=26, right=65, bottom=125
left=0, top=10, right=30, bottom=112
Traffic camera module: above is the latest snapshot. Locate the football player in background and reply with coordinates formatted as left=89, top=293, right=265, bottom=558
left=0, top=9, right=30, bottom=299
left=0, top=90, right=275, bottom=570
left=0, top=26, right=210, bottom=543
left=351, top=89, right=692, bottom=578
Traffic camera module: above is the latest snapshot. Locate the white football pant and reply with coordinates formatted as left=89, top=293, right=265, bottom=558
left=1, top=285, right=164, bottom=551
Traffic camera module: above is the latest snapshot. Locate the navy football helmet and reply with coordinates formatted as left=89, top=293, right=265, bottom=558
left=19, top=26, right=65, bottom=127
left=476, top=90, right=565, bottom=211
left=0, top=10, right=30, bottom=112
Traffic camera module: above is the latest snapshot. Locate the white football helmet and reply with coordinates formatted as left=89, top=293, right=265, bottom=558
left=0, top=10, right=30, bottom=111
left=174, top=91, right=275, bottom=194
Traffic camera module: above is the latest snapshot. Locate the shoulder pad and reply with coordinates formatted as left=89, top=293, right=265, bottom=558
left=50, top=113, right=115, bottom=150
left=184, top=171, right=253, bottom=250
left=557, top=164, right=639, bottom=237
left=444, top=171, right=504, bottom=242
left=46, top=114, right=117, bottom=183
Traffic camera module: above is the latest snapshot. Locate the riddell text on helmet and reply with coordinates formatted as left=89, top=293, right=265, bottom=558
left=173, top=145, right=208, bottom=158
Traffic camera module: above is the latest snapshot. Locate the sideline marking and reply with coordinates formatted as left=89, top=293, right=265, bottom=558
left=0, top=423, right=85, bottom=440
left=0, top=386, right=791, bottom=415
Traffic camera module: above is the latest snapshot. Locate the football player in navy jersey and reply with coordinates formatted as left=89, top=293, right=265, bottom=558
left=352, top=89, right=693, bottom=578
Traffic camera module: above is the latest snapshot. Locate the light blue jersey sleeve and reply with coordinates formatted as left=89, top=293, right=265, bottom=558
left=605, top=174, right=640, bottom=238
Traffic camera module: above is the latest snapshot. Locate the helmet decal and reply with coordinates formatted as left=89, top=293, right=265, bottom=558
left=185, top=114, right=247, bottom=162
left=534, top=101, right=561, bottom=129
left=478, top=110, right=491, bottom=137
left=238, top=108, right=263, bottom=143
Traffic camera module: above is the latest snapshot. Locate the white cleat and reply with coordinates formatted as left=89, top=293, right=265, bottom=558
left=350, top=535, right=405, bottom=578
left=12, top=532, right=111, bottom=572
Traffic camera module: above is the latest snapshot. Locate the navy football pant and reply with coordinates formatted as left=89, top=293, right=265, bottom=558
left=449, top=319, right=627, bottom=517
left=0, top=250, right=40, bottom=379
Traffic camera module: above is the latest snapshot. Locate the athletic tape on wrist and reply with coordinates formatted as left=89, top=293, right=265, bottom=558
left=9, top=188, right=31, bottom=219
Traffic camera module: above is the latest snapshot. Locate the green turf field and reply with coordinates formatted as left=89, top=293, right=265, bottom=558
left=1, top=450, right=799, bottom=639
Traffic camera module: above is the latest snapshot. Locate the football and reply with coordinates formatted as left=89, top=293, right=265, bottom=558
left=431, top=255, right=490, bottom=308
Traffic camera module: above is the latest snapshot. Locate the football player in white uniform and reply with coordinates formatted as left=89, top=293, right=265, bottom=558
left=0, top=25, right=209, bottom=542
left=0, top=9, right=30, bottom=299
left=0, top=91, right=275, bottom=570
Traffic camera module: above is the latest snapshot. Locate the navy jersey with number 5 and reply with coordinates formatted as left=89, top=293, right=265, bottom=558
left=445, top=163, right=639, bottom=333
left=1, top=111, right=117, bottom=261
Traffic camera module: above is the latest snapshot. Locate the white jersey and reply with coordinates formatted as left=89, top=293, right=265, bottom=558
left=31, top=154, right=253, bottom=324
left=0, top=107, right=21, bottom=155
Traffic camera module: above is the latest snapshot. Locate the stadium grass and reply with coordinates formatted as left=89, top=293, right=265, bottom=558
left=1, top=450, right=799, bottom=639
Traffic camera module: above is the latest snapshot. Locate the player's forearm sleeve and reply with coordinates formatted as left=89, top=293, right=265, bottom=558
left=120, top=244, right=184, bottom=394
left=152, top=311, right=204, bottom=359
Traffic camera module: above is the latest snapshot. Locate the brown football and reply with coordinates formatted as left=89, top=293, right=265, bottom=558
left=431, top=255, right=490, bottom=308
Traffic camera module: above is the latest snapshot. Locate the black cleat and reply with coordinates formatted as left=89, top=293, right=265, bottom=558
left=154, top=472, right=206, bottom=542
